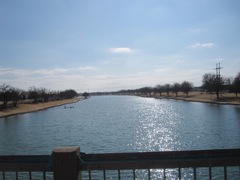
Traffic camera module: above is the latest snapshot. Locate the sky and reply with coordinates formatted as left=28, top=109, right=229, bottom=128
left=0, top=0, right=240, bottom=93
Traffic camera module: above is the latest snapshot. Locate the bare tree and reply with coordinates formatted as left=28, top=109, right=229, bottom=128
left=164, top=84, right=171, bottom=96
left=155, top=84, right=164, bottom=96
left=138, top=87, right=152, bottom=96
left=60, top=89, right=78, bottom=99
left=202, top=73, right=225, bottom=99
left=181, top=81, right=193, bottom=97
left=232, top=72, right=240, bottom=98
left=39, top=87, right=50, bottom=102
left=0, top=84, right=11, bottom=107
left=152, top=87, right=158, bottom=96
left=82, top=92, right=90, bottom=99
left=0, top=84, right=24, bottom=108
left=202, top=73, right=215, bottom=94
left=28, top=86, right=40, bottom=103
left=172, top=83, right=181, bottom=97
left=10, top=87, right=23, bottom=107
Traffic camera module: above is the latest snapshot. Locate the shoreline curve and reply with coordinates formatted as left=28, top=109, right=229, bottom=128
left=0, top=97, right=82, bottom=119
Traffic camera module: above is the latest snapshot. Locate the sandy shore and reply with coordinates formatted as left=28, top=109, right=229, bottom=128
left=0, top=97, right=81, bottom=118
left=152, top=92, right=240, bottom=105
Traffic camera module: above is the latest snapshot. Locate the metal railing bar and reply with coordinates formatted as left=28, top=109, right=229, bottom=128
left=178, top=168, right=181, bottom=180
left=147, top=168, right=150, bottom=179
left=133, top=169, right=136, bottom=179
left=193, top=167, right=196, bottom=180
left=29, top=171, right=32, bottom=180
left=16, top=171, right=18, bottom=180
left=224, top=166, right=227, bottom=180
left=82, top=149, right=240, bottom=161
left=209, top=166, right=212, bottom=180
left=88, top=170, right=91, bottom=180
left=80, top=149, right=240, bottom=171
left=0, top=155, right=52, bottom=172
left=43, top=171, right=46, bottom=180
left=118, top=169, right=120, bottom=180
left=163, top=168, right=166, bottom=180
left=103, top=170, right=106, bottom=180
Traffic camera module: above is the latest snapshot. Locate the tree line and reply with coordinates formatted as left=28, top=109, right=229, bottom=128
left=0, top=85, right=78, bottom=109
left=93, top=71, right=240, bottom=99
left=114, top=81, right=194, bottom=97
left=1, top=71, right=240, bottom=108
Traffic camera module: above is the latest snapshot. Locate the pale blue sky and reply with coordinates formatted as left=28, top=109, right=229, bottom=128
left=0, top=0, right=239, bottom=92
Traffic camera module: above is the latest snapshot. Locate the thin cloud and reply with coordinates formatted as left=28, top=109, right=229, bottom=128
left=189, top=43, right=214, bottom=49
left=0, top=68, right=27, bottom=77
left=0, top=66, right=97, bottom=80
left=210, top=57, right=223, bottom=62
left=109, top=47, right=134, bottom=53
left=32, top=66, right=97, bottom=76
left=188, top=28, right=205, bottom=34
left=102, top=60, right=111, bottom=64
left=34, top=68, right=69, bottom=76
left=76, top=66, right=97, bottom=71
left=175, top=59, right=182, bottom=63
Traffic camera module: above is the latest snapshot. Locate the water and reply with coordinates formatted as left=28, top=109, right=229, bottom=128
left=1, top=95, right=240, bottom=179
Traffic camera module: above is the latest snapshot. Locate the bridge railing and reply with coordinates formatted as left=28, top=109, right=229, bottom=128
left=1, top=146, right=240, bottom=179
left=0, top=155, right=52, bottom=179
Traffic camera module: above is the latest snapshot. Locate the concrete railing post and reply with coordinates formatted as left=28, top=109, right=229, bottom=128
left=53, top=146, right=81, bottom=180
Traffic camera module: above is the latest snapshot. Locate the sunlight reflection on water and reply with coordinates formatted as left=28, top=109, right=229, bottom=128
left=0, top=95, right=240, bottom=154
left=132, top=97, right=184, bottom=151
left=1, top=96, right=240, bottom=179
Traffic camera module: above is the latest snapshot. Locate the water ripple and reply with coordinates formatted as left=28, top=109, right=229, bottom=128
left=0, top=96, right=240, bottom=155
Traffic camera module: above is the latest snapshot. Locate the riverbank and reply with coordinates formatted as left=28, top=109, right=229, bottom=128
left=1, top=92, right=239, bottom=118
left=152, top=92, right=240, bottom=106
left=0, top=97, right=81, bottom=118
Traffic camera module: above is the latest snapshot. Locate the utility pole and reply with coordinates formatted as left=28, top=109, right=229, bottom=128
left=214, top=63, right=223, bottom=99
left=214, top=62, right=223, bottom=82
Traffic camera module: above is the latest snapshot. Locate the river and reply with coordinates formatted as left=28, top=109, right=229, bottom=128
left=0, top=95, right=240, bottom=179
